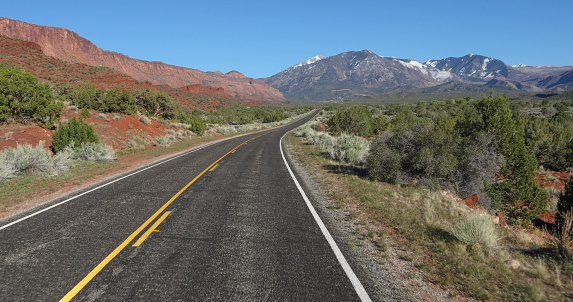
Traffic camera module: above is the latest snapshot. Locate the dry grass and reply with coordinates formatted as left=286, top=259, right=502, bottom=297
left=285, top=129, right=573, bottom=301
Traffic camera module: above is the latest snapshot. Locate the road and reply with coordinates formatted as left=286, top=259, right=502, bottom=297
left=0, top=112, right=372, bottom=301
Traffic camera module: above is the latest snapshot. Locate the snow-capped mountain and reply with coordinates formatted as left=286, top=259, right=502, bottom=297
left=423, top=54, right=509, bottom=80
left=262, top=50, right=440, bottom=100
left=262, top=50, right=573, bottom=101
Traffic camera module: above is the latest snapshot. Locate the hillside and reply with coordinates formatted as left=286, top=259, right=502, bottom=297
left=0, top=35, right=247, bottom=110
left=0, top=17, right=285, bottom=104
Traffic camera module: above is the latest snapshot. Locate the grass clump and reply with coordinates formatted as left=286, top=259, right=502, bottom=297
left=451, top=212, right=499, bottom=250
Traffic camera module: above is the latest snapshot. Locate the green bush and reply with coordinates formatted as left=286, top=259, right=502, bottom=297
left=326, top=106, right=386, bottom=137
left=173, top=107, right=206, bottom=136
left=135, top=89, right=175, bottom=118
left=66, top=83, right=102, bottom=110
left=52, top=118, right=100, bottom=153
left=81, top=107, right=91, bottom=118
left=102, top=87, right=137, bottom=114
left=366, top=143, right=402, bottom=183
left=0, top=64, right=63, bottom=128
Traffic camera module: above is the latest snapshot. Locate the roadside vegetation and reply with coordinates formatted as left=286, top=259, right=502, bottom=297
left=290, top=95, right=573, bottom=301
left=0, top=63, right=314, bottom=216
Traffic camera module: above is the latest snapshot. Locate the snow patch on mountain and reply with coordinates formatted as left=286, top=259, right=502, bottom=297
left=512, top=63, right=527, bottom=67
left=397, top=59, right=454, bottom=82
left=294, top=55, right=325, bottom=68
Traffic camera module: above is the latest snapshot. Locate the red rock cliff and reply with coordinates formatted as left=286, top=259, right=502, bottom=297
left=0, top=17, right=285, bottom=103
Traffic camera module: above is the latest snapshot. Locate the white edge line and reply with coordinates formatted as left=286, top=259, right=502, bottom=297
left=279, top=131, right=372, bottom=302
left=0, top=132, right=253, bottom=231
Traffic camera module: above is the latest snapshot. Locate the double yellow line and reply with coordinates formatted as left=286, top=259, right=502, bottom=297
left=60, top=133, right=267, bottom=301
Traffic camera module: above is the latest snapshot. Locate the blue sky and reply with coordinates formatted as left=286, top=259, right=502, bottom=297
left=3, top=0, right=572, bottom=78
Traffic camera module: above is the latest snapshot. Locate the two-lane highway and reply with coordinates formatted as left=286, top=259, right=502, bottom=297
left=0, top=112, right=371, bottom=301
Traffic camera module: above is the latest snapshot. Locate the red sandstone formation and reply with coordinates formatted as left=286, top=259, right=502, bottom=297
left=0, top=17, right=285, bottom=104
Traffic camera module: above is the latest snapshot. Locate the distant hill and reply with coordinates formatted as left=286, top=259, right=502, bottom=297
left=0, top=17, right=285, bottom=104
left=263, top=51, right=573, bottom=101
left=0, top=35, right=248, bottom=110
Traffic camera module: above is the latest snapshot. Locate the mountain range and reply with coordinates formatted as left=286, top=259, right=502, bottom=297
left=262, top=50, right=573, bottom=101
left=1, top=17, right=572, bottom=104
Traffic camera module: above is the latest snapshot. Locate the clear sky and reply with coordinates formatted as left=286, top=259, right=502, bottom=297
left=3, top=0, right=572, bottom=78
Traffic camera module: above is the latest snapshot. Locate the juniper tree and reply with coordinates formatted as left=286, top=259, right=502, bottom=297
left=476, top=92, right=548, bottom=224
left=52, top=118, right=100, bottom=153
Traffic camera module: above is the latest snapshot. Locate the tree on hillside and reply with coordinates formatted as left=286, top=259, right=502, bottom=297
left=0, top=64, right=62, bottom=128
left=51, top=118, right=100, bottom=153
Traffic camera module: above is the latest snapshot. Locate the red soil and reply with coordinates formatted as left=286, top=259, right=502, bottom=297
left=0, top=108, right=175, bottom=152
left=536, top=170, right=570, bottom=190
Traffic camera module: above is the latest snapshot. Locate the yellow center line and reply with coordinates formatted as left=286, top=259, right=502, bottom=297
left=209, top=164, right=219, bottom=171
left=59, top=132, right=270, bottom=302
left=133, top=211, right=171, bottom=247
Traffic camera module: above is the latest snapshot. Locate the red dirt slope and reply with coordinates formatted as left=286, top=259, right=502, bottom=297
left=0, top=17, right=285, bottom=104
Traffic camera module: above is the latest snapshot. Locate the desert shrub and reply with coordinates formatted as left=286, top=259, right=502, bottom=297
left=81, top=107, right=91, bottom=118
left=155, top=134, right=176, bottom=147
left=262, top=111, right=289, bottom=123
left=173, top=107, right=206, bottom=136
left=366, top=143, right=402, bottom=184
left=64, top=142, right=116, bottom=162
left=525, top=112, right=573, bottom=171
left=366, top=124, right=463, bottom=186
left=451, top=212, right=499, bottom=250
left=139, top=115, right=151, bottom=125
left=102, top=87, right=137, bottom=114
left=66, top=83, right=103, bottom=110
left=295, top=123, right=370, bottom=164
left=326, top=106, right=387, bottom=137
left=0, top=156, right=17, bottom=181
left=52, top=118, right=100, bottom=153
left=325, top=133, right=370, bottom=164
left=134, top=89, right=175, bottom=118
left=0, top=64, right=63, bottom=128
left=0, top=142, right=70, bottom=177
left=186, top=117, right=206, bottom=136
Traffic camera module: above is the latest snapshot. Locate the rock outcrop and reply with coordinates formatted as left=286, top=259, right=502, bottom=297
left=0, top=17, right=285, bottom=103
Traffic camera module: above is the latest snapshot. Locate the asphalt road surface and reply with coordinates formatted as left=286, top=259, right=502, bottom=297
left=0, top=112, right=372, bottom=301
